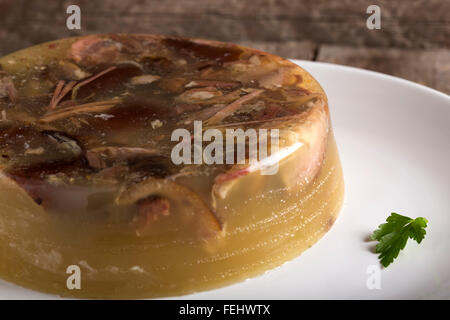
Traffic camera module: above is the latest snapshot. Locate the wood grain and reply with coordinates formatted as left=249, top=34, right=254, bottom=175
left=0, top=0, right=448, bottom=93
left=318, top=46, right=450, bottom=94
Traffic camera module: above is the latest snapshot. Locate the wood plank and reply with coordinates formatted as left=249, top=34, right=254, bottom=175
left=0, top=0, right=449, bottom=56
left=238, top=40, right=316, bottom=60
left=317, top=45, right=450, bottom=94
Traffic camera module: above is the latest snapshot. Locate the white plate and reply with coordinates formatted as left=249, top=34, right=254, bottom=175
left=1, top=60, right=449, bottom=299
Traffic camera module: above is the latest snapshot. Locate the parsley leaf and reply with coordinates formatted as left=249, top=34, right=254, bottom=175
left=370, top=213, right=428, bottom=267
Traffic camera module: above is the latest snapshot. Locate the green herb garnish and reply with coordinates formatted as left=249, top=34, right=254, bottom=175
left=370, top=213, right=428, bottom=267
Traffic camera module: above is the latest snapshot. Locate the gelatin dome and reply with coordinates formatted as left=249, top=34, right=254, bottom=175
left=0, top=34, right=344, bottom=298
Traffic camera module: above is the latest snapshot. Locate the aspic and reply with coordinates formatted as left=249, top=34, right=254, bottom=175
left=0, top=34, right=344, bottom=298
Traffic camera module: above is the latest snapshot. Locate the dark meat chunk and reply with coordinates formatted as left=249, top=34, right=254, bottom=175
left=115, top=177, right=222, bottom=238
left=71, top=65, right=142, bottom=100
left=0, top=73, right=17, bottom=102
left=163, top=38, right=242, bottom=63
left=86, top=146, right=159, bottom=169
left=136, top=196, right=170, bottom=235
left=0, top=123, right=82, bottom=168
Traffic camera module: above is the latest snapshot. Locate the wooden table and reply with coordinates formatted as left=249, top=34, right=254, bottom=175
left=0, top=0, right=449, bottom=94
